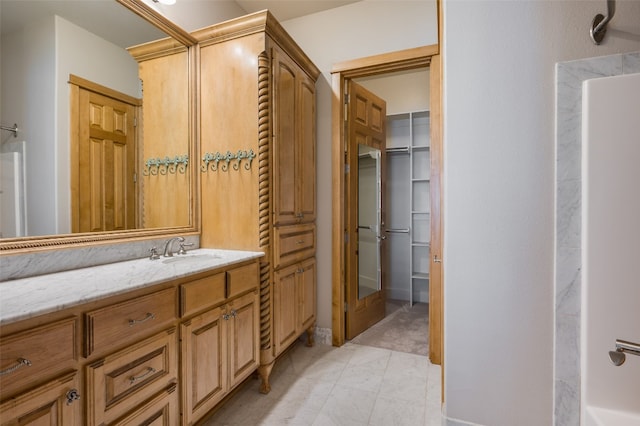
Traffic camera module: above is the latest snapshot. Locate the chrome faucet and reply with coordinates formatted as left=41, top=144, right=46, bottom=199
left=163, top=236, right=185, bottom=257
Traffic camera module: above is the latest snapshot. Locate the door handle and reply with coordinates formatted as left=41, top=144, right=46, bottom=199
left=433, top=255, right=442, bottom=263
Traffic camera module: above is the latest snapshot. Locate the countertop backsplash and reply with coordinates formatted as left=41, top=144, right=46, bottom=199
left=0, top=235, right=201, bottom=282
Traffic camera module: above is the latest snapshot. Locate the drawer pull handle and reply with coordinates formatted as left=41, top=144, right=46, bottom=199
left=0, top=357, right=31, bottom=376
left=128, top=312, right=155, bottom=326
left=66, top=389, right=80, bottom=405
left=129, top=367, right=156, bottom=384
left=297, top=240, right=305, bottom=245
left=296, top=213, right=304, bottom=218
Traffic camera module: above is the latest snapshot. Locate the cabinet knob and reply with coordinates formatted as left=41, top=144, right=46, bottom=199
left=223, top=313, right=230, bottom=321
left=433, top=255, right=442, bottom=263
left=66, top=389, right=81, bottom=406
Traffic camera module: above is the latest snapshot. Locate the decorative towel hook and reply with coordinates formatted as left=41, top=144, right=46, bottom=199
left=590, top=0, right=616, bottom=45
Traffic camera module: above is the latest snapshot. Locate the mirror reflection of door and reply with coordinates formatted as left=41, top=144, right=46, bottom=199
left=346, top=80, right=386, bottom=340
left=70, top=79, right=138, bottom=233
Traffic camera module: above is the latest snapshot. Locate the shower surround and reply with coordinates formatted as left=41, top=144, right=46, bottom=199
left=554, top=50, right=640, bottom=426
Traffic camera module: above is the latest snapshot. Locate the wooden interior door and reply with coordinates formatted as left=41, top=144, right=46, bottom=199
left=73, top=87, right=136, bottom=233
left=345, top=80, right=387, bottom=340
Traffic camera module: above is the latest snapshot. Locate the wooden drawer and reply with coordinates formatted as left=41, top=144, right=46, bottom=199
left=0, top=317, right=76, bottom=400
left=273, top=223, right=315, bottom=269
left=180, top=272, right=226, bottom=317
left=86, top=328, right=177, bottom=426
left=227, top=262, right=259, bottom=298
left=84, top=288, right=176, bottom=357
left=111, top=383, right=179, bottom=426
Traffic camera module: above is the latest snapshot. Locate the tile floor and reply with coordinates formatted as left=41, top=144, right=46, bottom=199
left=203, top=339, right=442, bottom=425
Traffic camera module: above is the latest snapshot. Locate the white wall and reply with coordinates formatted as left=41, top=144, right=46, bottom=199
left=282, top=0, right=438, bottom=333
left=443, top=1, right=640, bottom=425
left=55, top=16, right=140, bottom=233
left=1, top=15, right=140, bottom=236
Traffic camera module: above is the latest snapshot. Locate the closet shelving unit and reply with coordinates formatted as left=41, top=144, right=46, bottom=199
left=386, top=110, right=430, bottom=305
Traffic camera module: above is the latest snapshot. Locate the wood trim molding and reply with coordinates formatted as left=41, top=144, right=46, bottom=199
left=115, top=0, right=197, bottom=46
left=331, top=45, right=437, bottom=78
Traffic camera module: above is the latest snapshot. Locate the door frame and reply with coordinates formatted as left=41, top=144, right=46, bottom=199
left=330, top=44, right=443, bottom=365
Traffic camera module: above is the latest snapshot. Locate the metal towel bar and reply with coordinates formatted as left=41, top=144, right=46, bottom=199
left=609, top=339, right=640, bottom=366
left=385, top=228, right=410, bottom=234
left=1, top=123, right=18, bottom=137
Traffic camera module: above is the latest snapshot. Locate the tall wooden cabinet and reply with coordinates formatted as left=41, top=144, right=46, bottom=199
left=195, top=11, right=320, bottom=393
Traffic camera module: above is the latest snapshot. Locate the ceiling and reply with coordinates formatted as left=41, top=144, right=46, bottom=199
left=1, top=0, right=361, bottom=48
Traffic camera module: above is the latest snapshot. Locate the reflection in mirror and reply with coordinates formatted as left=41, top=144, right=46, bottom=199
left=358, top=144, right=382, bottom=300
left=0, top=0, right=191, bottom=241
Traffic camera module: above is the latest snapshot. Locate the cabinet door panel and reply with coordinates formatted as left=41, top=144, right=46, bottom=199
left=181, top=306, right=227, bottom=425
left=228, top=292, right=260, bottom=388
left=272, top=48, right=298, bottom=225
left=299, top=258, right=317, bottom=331
left=298, top=74, right=316, bottom=222
left=273, top=264, right=299, bottom=356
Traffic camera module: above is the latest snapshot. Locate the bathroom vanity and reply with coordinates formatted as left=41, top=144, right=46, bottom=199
left=0, top=249, right=263, bottom=425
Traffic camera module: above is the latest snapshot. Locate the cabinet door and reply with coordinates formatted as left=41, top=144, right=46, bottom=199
left=273, top=264, right=300, bottom=356
left=227, top=291, right=260, bottom=389
left=272, top=47, right=299, bottom=225
left=0, top=372, right=81, bottom=426
left=299, top=258, right=317, bottom=331
left=297, top=73, right=316, bottom=222
left=180, top=306, right=227, bottom=425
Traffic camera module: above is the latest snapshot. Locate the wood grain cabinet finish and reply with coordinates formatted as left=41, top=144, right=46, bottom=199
left=0, top=258, right=261, bottom=426
left=273, top=258, right=317, bottom=356
left=194, top=11, right=320, bottom=395
left=0, top=372, right=81, bottom=426
left=108, top=383, right=179, bottom=426
left=85, top=328, right=177, bottom=426
left=180, top=280, right=259, bottom=425
left=84, top=287, right=177, bottom=357
left=0, top=317, right=76, bottom=401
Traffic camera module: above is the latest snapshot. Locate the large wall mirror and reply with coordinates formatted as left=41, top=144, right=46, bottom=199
left=0, top=0, right=198, bottom=251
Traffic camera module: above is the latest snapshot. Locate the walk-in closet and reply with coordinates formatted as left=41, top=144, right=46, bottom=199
left=353, top=68, right=430, bottom=336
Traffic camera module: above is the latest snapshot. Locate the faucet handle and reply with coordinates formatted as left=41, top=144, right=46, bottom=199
left=178, top=242, right=194, bottom=255
left=149, top=247, right=160, bottom=260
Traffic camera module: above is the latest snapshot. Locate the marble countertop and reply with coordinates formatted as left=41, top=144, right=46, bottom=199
left=0, top=248, right=264, bottom=326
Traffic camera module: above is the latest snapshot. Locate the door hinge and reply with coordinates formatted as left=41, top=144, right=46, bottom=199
left=133, top=117, right=137, bottom=127
left=133, top=172, right=137, bottom=183
left=344, top=93, right=349, bottom=121
left=344, top=232, right=349, bottom=243
left=344, top=164, right=350, bottom=174
left=344, top=302, right=348, bottom=312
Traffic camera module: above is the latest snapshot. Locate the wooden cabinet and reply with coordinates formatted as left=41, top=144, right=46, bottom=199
left=0, top=258, right=261, bottom=426
left=0, top=372, right=81, bottom=426
left=85, top=328, right=178, bottom=425
left=273, top=258, right=316, bottom=355
left=195, top=11, right=320, bottom=395
left=272, top=44, right=317, bottom=226
left=127, top=38, right=192, bottom=230
left=0, top=317, right=76, bottom=401
left=180, top=265, right=260, bottom=425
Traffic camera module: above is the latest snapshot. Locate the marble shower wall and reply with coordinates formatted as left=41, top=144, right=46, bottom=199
left=554, top=51, right=640, bottom=426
